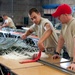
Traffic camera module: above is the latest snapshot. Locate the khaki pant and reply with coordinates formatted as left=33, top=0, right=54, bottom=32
left=45, top=47, right=56, bottom=55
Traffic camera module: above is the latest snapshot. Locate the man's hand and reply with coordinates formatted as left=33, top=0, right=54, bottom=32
left=38, top=41, right=45, bottom=52
left=21, top=33, right=27, bottom=40
left=0, top=26, right=2, bottom=29
left=52, top=54, right=60, bottom=59
left=32, top=54, right=38, bottom=59
left=67, top=63, right=75, bottom=70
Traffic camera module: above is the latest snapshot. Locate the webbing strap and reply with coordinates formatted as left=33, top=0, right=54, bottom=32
left=19, top=51, right=41, bottom=64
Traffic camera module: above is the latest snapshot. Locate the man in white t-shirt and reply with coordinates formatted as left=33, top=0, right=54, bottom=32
left=0, top=14, right=16, bottom=29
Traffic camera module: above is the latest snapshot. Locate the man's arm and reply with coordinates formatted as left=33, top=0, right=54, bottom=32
left=25, top=29, right=33, bottom=36
left=21, top=28, right=33, bottom=40
left=52, top=34, right=65, bottom=59
left=38, top=23, right=52, bottom=51
left=56, top=34, right=65, bottom=54
left=73, top=37, right=75, bottom=62
left=0, top=22, right=10, bottom=29
left=67, top=37, right=75, bottom=70
left=2, top=22, right=10, bottom=28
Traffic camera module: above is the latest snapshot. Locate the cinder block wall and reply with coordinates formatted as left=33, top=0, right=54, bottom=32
left=0, top=0, right=43, bottom=27
left=0, top=0, right=75, bottom=27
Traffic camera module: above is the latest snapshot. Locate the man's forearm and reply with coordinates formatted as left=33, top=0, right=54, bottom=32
left=1, top=24, right=9, bottom=28
left=72, top=48, right=75, bottom=63
left=25, top=29, right=33, bottom=36
left=73, top=38, right=75, bottom=62
left=56, top=35, right=64, bottom=54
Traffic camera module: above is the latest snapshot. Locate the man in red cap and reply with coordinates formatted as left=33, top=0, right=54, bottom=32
left=52, top=4, right=75, bottom=70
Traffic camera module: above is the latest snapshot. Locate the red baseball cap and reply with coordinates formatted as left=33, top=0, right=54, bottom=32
left=52, top=4, right=72, bottom=18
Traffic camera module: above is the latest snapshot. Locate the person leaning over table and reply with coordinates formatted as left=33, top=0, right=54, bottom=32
left=0, top=14, right=16, bottom=29
left=21, top=8, right=58, bottom=58
left=52, top=3, right=75, bottom=70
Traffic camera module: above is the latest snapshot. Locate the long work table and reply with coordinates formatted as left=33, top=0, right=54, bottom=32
left=0, top=54, right=75, bottom=75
